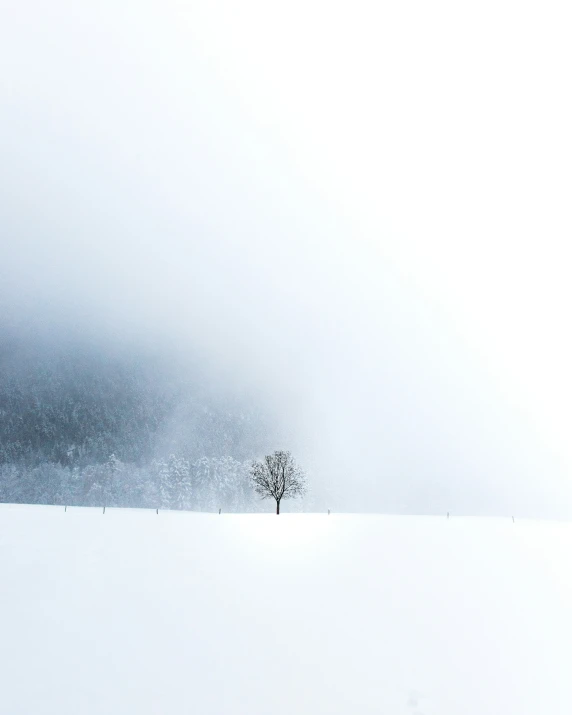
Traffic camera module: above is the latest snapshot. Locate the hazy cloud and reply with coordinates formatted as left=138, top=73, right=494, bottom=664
left=2, top=0, right=571, bottom=515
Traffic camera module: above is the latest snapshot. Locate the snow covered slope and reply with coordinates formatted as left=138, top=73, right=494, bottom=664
left=1, top=505, right=571, bottom=714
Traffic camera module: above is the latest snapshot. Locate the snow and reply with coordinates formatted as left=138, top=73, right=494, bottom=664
left=1, top=504, right=572, bottom=714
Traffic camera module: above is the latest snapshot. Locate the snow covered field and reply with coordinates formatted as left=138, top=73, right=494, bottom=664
left=1, top=505, right=571, bottom=714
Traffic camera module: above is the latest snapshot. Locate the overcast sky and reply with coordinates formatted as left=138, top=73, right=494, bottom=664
left=1, top=0, right=571, bottom=515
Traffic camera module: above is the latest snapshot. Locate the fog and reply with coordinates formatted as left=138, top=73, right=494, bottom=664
left=2, top=0, right=571, bottom=515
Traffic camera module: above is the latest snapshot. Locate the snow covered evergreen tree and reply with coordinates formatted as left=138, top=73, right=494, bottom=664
left=169, top=455, right=192, bottom=510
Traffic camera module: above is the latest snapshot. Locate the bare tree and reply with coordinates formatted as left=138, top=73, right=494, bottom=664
left=250, top=451, right=306, bottom=515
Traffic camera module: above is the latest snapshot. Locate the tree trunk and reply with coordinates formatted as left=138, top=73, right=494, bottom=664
left=276, top=500, right=280, bottom=515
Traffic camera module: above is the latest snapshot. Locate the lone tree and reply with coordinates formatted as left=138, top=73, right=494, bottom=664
left=250, top=450, right=306, bottom=515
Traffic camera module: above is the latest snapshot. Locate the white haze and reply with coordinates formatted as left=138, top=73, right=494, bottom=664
left=1, top=0, right=571, bottom=515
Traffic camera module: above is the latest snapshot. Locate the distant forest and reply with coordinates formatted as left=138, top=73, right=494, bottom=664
left=0, top=327, right=291, bottom=511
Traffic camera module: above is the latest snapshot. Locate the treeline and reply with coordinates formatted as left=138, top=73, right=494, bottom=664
left=0, top=329, right=273, bottom=468
left=0, top=454, right=266, bottom=511
left=0, top=327, right=283, bottom=509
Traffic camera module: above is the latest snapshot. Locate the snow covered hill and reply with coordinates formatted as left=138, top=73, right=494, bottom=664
left=1, top=505, right=571, bottom=714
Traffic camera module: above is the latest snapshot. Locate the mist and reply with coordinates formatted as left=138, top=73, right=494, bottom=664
left=1, top=0, right=571, bottom=516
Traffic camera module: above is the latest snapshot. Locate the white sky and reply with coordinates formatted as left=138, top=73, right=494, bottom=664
left=1, top=0, right=571, bottom=514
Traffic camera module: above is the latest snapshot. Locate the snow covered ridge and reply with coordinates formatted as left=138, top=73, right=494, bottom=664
left=1, top=506, right=571, bottom=715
